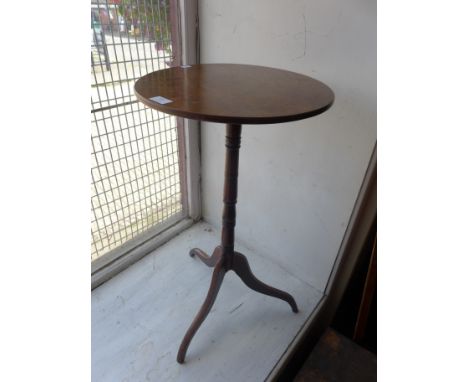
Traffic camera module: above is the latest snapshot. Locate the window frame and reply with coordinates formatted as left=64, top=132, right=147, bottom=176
left=91, top=0, right=200, bottom=289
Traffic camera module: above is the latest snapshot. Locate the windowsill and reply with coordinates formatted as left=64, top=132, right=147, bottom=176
left=92, top=222, right=323, bottom=381
left=91, top=216, right=193, bottom=290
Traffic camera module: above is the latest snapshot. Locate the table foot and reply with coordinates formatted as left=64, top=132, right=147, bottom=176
left=232, top=251, right=299, bottom=313
left=178, top=247, right=299, bottom=363
left=177, top=258, right=226, bottom=364
left=189, top=246, right=222, bottom=268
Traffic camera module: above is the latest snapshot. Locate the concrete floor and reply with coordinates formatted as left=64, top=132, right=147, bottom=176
left=92, top=222, right=323, bottom=382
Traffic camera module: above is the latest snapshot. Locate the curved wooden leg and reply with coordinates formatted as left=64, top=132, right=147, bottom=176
left=177, top=258, right=226, bottom=363
left=189, top=246, right=222, bottom=268
left=232, top=251, right=299, bottom=313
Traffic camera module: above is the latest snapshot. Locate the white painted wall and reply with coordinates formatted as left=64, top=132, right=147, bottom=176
left=199, top=0, right=376, bottom=291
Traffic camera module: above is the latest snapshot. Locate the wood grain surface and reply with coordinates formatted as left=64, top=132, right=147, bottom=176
left=134, top=64, right=334, bottom=124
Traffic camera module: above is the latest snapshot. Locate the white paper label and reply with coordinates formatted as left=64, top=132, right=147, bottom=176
left=150, top=96, right=173, bottom=105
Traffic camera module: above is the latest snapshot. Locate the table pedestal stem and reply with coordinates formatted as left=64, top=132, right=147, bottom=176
left=221, top=123, right=241, bottom=266
left=177, top=123, right=298, bottom=364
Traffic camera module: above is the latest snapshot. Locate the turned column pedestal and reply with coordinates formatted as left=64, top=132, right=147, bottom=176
left=176, top=124, right=298, bottom=363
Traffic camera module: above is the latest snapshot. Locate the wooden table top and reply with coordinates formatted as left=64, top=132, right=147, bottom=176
left=134, top=63, right=334, bottom=125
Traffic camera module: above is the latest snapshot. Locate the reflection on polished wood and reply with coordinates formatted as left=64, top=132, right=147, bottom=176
left=135, top=64, right=334, bottom=124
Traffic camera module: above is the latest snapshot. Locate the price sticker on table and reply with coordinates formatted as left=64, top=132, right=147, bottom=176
left=150, top=96, right=173, bottom=105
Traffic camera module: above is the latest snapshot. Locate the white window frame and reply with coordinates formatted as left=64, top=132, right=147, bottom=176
left=92, top=0, right=200, bottom=289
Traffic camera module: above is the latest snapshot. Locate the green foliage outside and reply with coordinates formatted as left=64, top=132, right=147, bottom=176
left=118, top=0, right=171, bottom=50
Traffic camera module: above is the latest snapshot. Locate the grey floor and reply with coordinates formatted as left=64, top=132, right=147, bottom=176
left=92, top=222, right=323, bottom=382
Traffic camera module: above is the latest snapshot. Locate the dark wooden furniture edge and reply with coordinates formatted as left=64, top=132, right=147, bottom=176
left=353, top=235, right=377, bottom=342
left=268, top=143, right=377, bottom=382
left=135, top=90, right=334, bottom=125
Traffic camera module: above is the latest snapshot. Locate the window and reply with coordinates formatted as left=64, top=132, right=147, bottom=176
left=91, top=0, right=197, bottom=286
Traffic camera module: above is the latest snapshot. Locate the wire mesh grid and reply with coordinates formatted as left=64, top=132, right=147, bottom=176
left=91, top=0, right=183, bottom=261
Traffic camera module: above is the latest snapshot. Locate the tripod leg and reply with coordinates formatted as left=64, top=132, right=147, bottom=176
left=177, top=258, right=226, bottom=363
left=231, top=251, right=298, bottom=313
left=189, top=246, right=222, bottom=268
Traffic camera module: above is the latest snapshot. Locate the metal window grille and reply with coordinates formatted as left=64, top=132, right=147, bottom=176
left=91, top=0, right=184, bottom=261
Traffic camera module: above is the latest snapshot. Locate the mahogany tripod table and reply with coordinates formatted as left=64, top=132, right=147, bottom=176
left=134, top=63, right=334, bottom=364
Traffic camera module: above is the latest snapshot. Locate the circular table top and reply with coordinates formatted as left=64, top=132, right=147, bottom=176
left=134, top=63, right=334, bottom=125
